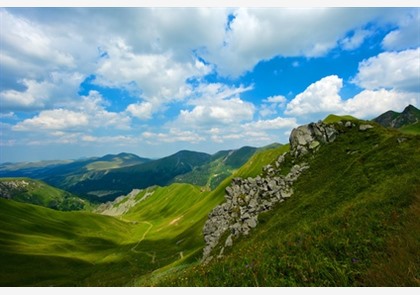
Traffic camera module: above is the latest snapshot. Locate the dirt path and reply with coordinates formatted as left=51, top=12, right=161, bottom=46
left=131, top=221, right=153, bottom=253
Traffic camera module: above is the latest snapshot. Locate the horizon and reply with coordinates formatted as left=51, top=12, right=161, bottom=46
left=1, top=7, right=419, bottom=163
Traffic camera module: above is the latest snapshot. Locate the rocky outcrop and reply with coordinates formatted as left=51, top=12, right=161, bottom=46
left=289, top=121, right=338, bottom=158
left=96, top=188, right=153, bottom=216
left=0, top=179, right=30, bottom=199
left=202, top=121, right=342, bottom=263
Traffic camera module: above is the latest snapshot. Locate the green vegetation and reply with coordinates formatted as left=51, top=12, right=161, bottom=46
left=1, top=116, right=418, bottom=287
left=174, top=146, right=258, bottom=189
left=153, top=122, right=420, bottom=286
left=0, top=143, right=288, bottom=286
left=0, top=178, right=87, bottom=211
left=323, top=114, right=358, bottom=123
left=399, top=121, right=420, bottom=135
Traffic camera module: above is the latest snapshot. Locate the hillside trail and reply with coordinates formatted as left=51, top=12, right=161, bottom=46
left=131, top=221, right=153, bottom=253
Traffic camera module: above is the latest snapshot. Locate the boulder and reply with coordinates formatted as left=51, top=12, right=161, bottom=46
left=359, top=124, right=373, bottom=131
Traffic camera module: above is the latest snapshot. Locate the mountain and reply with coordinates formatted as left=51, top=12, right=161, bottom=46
left=373, top=104, right=420, bottom=131
left=0, top=116, right=419, bottom=286
left=149, top=118, right=420, bottom=286
left=0, top=148, right=260, bottom=202
left=173, top=146, right=259, bottom=190
left=0, top=144, right=284, bottom=287
left=0, top=178, right=87, bottom=211
left=0, top=152, right=150, bottom=179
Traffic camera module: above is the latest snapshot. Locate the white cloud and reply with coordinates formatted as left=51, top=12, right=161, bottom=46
left=13, top=109, right=89, bottom=131
left=285, top=75, right=343, bottom=116
left=142, top=128, right=205, bottom=144
left=382, top=9, right=420, bottom=51
left=81, top=135, right=137, bottom=145
left=126, top=102, right=154, bottom=120
left=265, top=95, right=287, bottom=104
left=342, top=89, right=418, bottom=118
left=285, top=75, right=418, bottom=119
left=340, top=29, right=372, bottom=50
left=353, top=48, right=420, bottom=92
left=179, top=97, right=255, bottom=126
left=242, top=117, right=298, bottom=130
left=259, top=95, right=287, bottom=117
left=12, top=91, right=131, bottom=132
left=205, top=8, right=389, bottom=76
left=0, top=72, right=84, bottom=111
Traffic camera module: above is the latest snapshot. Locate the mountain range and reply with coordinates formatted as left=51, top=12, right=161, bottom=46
left=0, top=106, right=419, bottom=286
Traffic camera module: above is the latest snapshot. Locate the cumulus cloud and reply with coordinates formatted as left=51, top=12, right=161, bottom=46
left=0, top=72, right=84, bottom=112
left=13, top=109, right=89, bottom=131
left=205, top=8, right=390, bottom=76
left=353, top=48, right=420, bottom=92
left=12, top=91, right=131, bottom=132
left=175, top=83, right=255, bottom=127
left=285, top=75, right=418, bottom=119
left=259, top=95, right=287, bottom=117
left=95, top=39, right=212, bottom=103
left=382, top=9, right=420, bottom=50
left=340, top=29, right=373, bottom=50
left=242, top=117, right=298, bottom=130
left=285, top=75, right=343, bottom=116
left=142, top=128, right=205, bottom=144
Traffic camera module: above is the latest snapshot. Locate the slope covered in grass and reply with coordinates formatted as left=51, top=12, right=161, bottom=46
left=0, top=178, right=87, bottom=211
left=153, top=121, right=420, bottom=286
left=0, top=142, right=290, bottom=287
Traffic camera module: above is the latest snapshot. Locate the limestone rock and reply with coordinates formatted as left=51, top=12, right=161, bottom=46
left=359, top=124, right=373, bottom=131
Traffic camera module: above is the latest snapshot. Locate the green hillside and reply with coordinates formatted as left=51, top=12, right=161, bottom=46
left=0, top=178, right=87, bottom=211
left=0, top=143, right=287, bottom=287
left=1, top=117, right=418, bottom=287
left=173, top=146, right=258, bottom=189
left=152, top=121, right=420, bottom=286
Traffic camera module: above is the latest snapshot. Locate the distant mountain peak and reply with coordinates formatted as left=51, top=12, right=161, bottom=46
left=373, top=104, right=420, bottom=129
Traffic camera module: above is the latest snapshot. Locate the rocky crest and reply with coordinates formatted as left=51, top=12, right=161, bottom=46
left=202, top=120, right=364, bottom=263
left=0, top=179, right=30, bottom=199
left=373, top=104, right=420, bottom=129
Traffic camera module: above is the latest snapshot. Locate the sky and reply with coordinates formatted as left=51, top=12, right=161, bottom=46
left=0, top=6, right=419, bottom=162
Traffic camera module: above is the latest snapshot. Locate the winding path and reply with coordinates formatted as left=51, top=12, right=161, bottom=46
left=131, top=221, right=153, bottom=253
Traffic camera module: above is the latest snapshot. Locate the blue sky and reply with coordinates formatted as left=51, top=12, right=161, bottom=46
left=0, top=7, right=419, bottom=162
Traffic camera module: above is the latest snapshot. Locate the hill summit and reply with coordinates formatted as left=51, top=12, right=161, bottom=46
left=373, top=104, right=420, bottom=128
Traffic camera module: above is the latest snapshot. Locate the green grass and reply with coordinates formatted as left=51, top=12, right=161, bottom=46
left=2, top=121, right=418, bottom=287
left=323, top=114, right=358, bottom=123
left=0, top=178, right=87, bottom=211
left=399, top=121, right=420, bottom=135
left=153, top=122, right=420, bottom=286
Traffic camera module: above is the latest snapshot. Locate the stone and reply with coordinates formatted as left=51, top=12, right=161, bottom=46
left=359, top=124, right=373, bottom=131
left=246, top=217, right=257, bottom=228
left=225, top=234, right=233, bottom=247
left=309, top=140, right=320, bottom=150
left=345, top=121, right=352, bottom=128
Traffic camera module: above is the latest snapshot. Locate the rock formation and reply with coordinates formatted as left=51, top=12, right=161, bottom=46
left=202, top=121, right=353, bottom=263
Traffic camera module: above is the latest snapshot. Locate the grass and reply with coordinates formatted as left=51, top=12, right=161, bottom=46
left=153, top=121, right=420, bottom=286
left=2, top=121, right=418, bottom=287
left=399, top=121, right=420, bottom=135
left=0, top=177, right=87, bottom=211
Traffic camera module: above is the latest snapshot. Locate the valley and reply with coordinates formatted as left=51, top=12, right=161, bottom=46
left=0, top=108, right=419, bottom=286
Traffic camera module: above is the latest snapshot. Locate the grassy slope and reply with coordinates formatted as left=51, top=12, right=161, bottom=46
left=0, top=144, right=288, bottom=287
left=154, top=122, right=420, bottom=286
left=173, top=146, right=258, bottom=190
left=0, top=178, right=87, bottom=211
left=399, top=121, right=420, bottom=135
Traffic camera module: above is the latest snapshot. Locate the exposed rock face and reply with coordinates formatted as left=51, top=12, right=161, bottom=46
left=202, top=121, right=342, bottom=263
left=0, top=179, right=30, bottom=199
left=359, top=124, right=373, bottom=131
left=289, top=121, right=338, bottom=158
